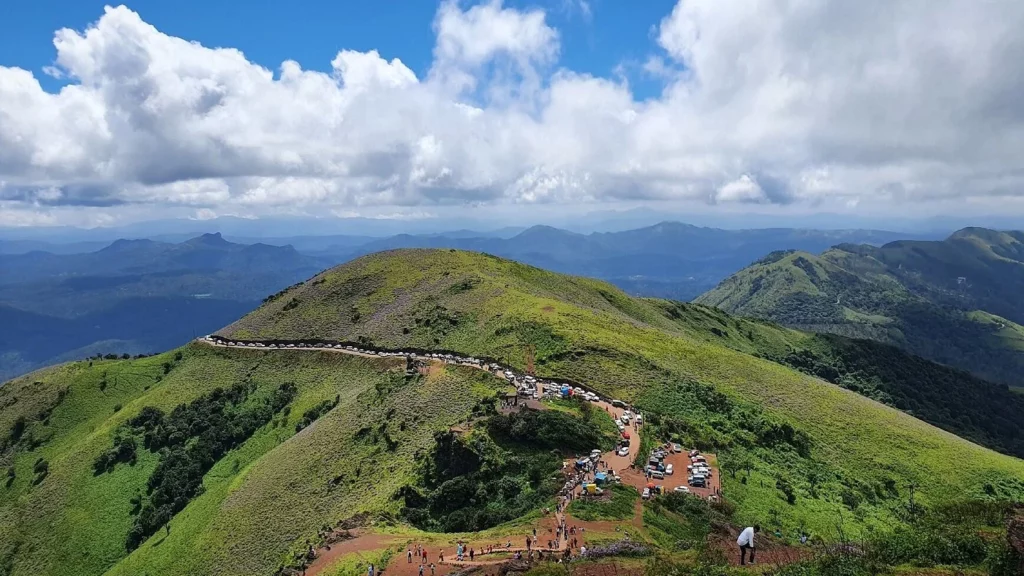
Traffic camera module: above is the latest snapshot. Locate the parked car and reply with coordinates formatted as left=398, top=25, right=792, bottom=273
left=642, top=488, right=651, bottom=499
left=652, top=470, right=665, bottom=480
left=673, top=486, right=690, bottom=493
left=611, top=400, right=626, bottom=408
left=671, top=443, right=683, bottom=453
left=666, top=464, right=674, bottom=475
left=617, top=447, right=629, bottom=457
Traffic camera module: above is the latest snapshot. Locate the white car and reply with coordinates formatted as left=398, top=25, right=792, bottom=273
left=673, top=486, right=690, bottom=494
left=666, top=464, right=674, bottom=475
left=642, top=488, right=651, bottom=500
left=617, top=447, right=629, bottom=457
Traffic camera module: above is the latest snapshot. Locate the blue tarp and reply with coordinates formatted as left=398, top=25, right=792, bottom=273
left=594, top=472, right=608, bottom=484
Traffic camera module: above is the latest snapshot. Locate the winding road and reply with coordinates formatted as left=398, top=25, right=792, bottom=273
left=196, top=336, right=719, bottom=575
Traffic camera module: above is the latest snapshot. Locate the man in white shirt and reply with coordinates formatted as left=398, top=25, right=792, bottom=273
left=737, top=524, right=760, bottom=565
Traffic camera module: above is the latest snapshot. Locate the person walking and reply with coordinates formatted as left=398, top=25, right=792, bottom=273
left=737, top=525, right=760, bottom=565
left=430, top=564, right=435, bottom=576
left=418, top=565, right=424, bottom=576
left=469, top=548, right=474, bottom=561
left=408, top=548, right=413, bottom=563
left=368, top=563, right=374, bottom=576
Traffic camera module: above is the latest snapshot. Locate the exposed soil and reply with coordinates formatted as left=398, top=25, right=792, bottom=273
left=203, top=339, right=786, bottom=575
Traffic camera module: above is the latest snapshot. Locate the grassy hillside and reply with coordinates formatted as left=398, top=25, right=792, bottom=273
left=1, top=344, right=504, bottom=576
left=221, top=249, right=1024, bottom=537
left=696, top=238, right=1024, bottom=387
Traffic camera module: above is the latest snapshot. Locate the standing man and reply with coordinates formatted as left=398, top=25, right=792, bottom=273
left=737, top=525, right=760, bottom=565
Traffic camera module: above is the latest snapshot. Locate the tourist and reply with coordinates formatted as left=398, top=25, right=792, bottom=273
left=737, top=525, right=760, bottom=565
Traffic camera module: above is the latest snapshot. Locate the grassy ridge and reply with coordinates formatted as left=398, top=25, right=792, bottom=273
left=695, top=231, right=1024, bottom=387
left=220, top=249, right=1024, bottom=539
left=1, top=344, right=504, bottom=576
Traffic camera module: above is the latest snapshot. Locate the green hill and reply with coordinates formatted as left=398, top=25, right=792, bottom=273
left=1, top=345, right=506, bottom=576
left=5, top=248, right=1024, bottom=575
left=221, top=249, right=1024, bottom=496
left=696, top=228, right=1024, bottom=387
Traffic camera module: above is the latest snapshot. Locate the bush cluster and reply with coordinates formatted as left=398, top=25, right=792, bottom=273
left=93, top=382, right=297, bottom=550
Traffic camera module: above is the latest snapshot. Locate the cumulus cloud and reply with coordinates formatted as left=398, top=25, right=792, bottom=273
left=1, top=0, right=1023, bottom=225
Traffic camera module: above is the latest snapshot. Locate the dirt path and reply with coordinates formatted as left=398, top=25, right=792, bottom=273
left=199, top=338, right=735, bottom=574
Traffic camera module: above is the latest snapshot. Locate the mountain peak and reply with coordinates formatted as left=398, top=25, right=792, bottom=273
left=99, top=238, right=158, bottom=252
left=185, top=232, right=232, bottom=247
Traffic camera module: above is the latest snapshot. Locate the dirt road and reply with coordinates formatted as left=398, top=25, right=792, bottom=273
left=198, top=338, right=726, bottom=575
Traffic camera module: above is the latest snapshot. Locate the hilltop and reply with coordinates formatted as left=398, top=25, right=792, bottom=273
left=696, top=228, right=1024, bottom=387
left=223, top=249, right=1024, bottom=483
left=4, top=248, right=1024, bottom=576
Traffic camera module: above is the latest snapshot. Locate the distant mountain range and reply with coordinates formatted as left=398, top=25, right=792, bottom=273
left=0, top=223, right=925, bottom=381
left=697, top=227, right=1024, bottom=386
left=0, top=233, right=325, bottom=380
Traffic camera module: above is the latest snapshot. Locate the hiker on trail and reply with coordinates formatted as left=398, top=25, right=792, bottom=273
left=408, top=549, right=413, bottom=563
left=526, top=537, right=531, bottom=550
left=533, top=527, right=537, bottom=537
left=418, top=565, right=424, bottom=576
left=737, top=524, right=760, bottom=565
left=469, top=548, right=474, bottom=561
left=430, top=564, right=435, bottom=576
left=439, top=550, right=444, bottom=562
left=423, top=549, right=428, bottom=563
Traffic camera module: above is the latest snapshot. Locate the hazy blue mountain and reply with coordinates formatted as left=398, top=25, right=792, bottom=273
left=0, top=233, right=327, bottom=380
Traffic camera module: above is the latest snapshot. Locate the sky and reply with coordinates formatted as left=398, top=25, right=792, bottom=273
left=1, top=0, right=1023, bottom=229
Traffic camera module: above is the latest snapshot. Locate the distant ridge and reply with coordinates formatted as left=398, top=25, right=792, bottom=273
left=697, top=227, right=1024, bottom=386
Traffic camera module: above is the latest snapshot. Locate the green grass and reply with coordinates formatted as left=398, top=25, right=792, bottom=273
left=568, top=484, right=638, bottom=521
left=7, top=248, right=1024, bottom=575
left=695, top=234, right=1024, bottom=388
left=219, top=249, right=1024, bottom=541
left=322, top=547, right=394, bottom=576
left=1, top=344, right=504, bottom=576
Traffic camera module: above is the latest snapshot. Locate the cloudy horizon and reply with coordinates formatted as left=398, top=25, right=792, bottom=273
left=2, top=1, right=1023, bottom=228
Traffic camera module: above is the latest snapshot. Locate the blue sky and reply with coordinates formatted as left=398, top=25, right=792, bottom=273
left=1, top=0, right=1022, bottom=228
left=2, top=0, right=675, bottom=98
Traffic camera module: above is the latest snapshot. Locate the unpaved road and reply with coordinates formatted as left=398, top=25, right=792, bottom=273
left=197, top=338, right=731, bottom=574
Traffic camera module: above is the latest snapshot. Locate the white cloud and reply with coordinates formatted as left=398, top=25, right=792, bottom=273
left=1, top=1, right=1023, bottom=226
left=716, top=175, right=766, bottom=204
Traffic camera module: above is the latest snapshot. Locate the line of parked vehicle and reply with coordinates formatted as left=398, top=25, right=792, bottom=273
left=200, top=335, right=636, bottom=414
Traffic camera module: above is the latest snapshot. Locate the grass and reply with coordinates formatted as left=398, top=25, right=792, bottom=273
left=695, top=241, right=1024, bottom=388
left=218, top=249, right=1024, bottom=540
left=322, top=547, right=395, bottom=576
left=6, top=248, right=1024, bottom=575
left=568, top=484, right=638, bottom=522
left=1, top=344, right=504, bottom=576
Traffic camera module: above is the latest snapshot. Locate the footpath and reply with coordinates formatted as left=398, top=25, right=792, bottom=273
left=196, top=338, right=744, bottom=575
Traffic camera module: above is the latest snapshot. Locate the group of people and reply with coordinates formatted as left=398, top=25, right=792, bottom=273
left=407, top=544, right=430, bottom=565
